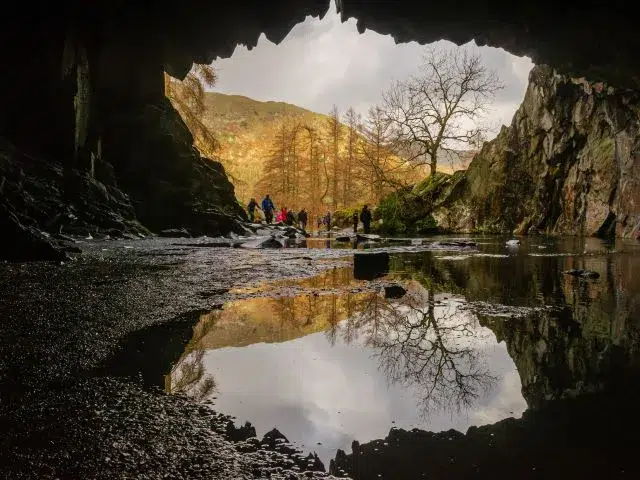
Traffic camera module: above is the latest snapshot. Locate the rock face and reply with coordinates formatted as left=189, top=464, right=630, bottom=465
left=406, top=65, right=640, bottom=238
left=0, top=138, right=149, bottom=261
left=0, top=99, right=244, bottom=261
left=101, top=99, right=245, bottom=236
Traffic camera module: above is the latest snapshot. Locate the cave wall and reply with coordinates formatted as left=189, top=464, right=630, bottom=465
left=1, top=1, right=640, bottom=260
left=428, top=65, right=640, bottom=238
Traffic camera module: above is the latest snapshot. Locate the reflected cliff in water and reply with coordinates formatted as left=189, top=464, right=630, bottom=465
left=386, top=236, right=640, bottom=409
left=162, top=236, right=640, bottom=476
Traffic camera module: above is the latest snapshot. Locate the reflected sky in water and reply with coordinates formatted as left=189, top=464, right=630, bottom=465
left=166, top=235, right=640, bottom=464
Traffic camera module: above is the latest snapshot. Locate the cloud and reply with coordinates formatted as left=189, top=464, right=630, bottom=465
left=210, top=3, right=533, bottom=139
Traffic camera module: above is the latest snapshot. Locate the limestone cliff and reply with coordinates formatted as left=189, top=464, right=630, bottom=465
left=429, top=65, right=640, bottom=238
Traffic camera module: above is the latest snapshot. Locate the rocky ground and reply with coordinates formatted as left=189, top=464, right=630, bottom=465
left=0, top=232, right=470, bottom=479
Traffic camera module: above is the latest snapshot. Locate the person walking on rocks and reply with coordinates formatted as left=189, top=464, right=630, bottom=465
left=247, top=198, right=261, bottom=223
left=323, top=211, right=332, bottom=231
left=360, top=205, right=372, bottom=234
left=277, top=206, right=288, bottom=224
left=261, top=194, right=275, bottom=224
left=298, top=208, right=308, bottom=231
left=285, top=209, right=295, bottom=226
left=352, top=211, right=359, bottom=233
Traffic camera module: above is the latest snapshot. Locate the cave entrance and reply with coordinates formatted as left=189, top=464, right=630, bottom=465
left=164, top=2, right=533, bottom=229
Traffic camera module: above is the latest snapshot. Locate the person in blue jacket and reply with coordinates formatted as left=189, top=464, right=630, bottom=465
left=261, top=194, right=275, bottom=224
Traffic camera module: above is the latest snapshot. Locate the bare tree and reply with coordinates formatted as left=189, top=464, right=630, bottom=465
left=340, top=287, right=496, bottom=416
left=165, top=349, right=217, bottom=403
left=382, top=47, right=502, bottom=175
left=358, top=105, right=404, bottom=202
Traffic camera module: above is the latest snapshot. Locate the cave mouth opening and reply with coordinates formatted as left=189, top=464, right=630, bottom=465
left=164, top=3, right=534, bottom=225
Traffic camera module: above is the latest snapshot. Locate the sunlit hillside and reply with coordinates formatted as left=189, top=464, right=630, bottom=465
left=201, top=93, right=475, bottom=204
left=200, top=93, right=319, bottom=201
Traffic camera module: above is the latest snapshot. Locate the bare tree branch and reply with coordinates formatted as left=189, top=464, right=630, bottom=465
left=381, top=46, right=503, bottom=175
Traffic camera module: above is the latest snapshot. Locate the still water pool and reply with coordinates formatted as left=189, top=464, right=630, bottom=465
left=165, top=235, right=640, bottom=465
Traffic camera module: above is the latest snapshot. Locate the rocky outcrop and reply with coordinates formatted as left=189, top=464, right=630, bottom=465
left=0, top=138, right=149, bottom=261
left=101, top=99, right=245, bottom=236
left=483, top=250, right=640, bottom=409
left=421, top=65, right=640, bottom=238
left=0, top=99, right=245, bottom=261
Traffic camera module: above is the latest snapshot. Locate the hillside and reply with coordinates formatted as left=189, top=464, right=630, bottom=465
left=200, top=92, right=475, bottom=206
left=200, top=93, right=324, bottom=201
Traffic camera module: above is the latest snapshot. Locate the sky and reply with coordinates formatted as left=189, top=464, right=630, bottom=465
left=210, top=2, right=534, bottom=140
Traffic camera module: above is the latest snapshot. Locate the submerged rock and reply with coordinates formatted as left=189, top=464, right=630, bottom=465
left=563, top=269, right=600, bottom=279
left=432, top=239, right=477, bottom=248
left=384, top=284, right=407, bottom=299
left=239, top=236, right=284, bottom=249
left=356, top=233, right=381, bottom=242
left=335, top=235, right=352, bottom=242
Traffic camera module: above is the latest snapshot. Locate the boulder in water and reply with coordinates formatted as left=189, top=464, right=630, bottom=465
left=356, top=233, right=381, bottom=242
left=433, top=239, right=477, bottom=248
left=354, top=252, right=390, bottom=280
left=158, top=228, right=191, bottom=238
left=335, top=235, right=352, bottom=242
left=239, top=236, right=284, bottom=249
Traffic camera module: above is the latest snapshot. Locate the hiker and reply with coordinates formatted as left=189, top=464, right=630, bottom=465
left=246, top=198, right=260, bottom=223
left=352, top=211, right=359, bottom=233
left=276, top=206, right=288, bottom=224
left=285, top=209, right=296, bottom=226
left=323, top=211, right=332, bottom=231
left=360, top=205, right=372, bottom=234
left=298, top=208, right=308, bottom=231
left=261, top=194, right=275, bottom=224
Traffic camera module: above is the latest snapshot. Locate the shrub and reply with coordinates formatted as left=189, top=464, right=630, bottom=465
left=332, top=207, right=362, bottom=228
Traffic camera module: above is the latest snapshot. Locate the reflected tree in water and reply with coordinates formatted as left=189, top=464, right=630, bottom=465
left=166, top=349, right=217, bottom=403
left=343, top=286, right=496, bottom=415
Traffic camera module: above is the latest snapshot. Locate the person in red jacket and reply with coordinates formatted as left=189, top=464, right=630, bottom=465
left=276, top=207, right=288, bottom=223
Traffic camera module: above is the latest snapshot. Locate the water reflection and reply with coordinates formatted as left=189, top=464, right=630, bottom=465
left=165, top=349, right=216, bottom=402
left=163, top=236, right=640, bottom=469
left=166, top=270, right=522, bottom=462
left=357, top=287, right=496, bottom=414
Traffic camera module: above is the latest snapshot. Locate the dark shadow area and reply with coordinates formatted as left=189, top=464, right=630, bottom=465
left=331, top=379, right=640, bottom=479
left=94, top=309, right=211, bottom=389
